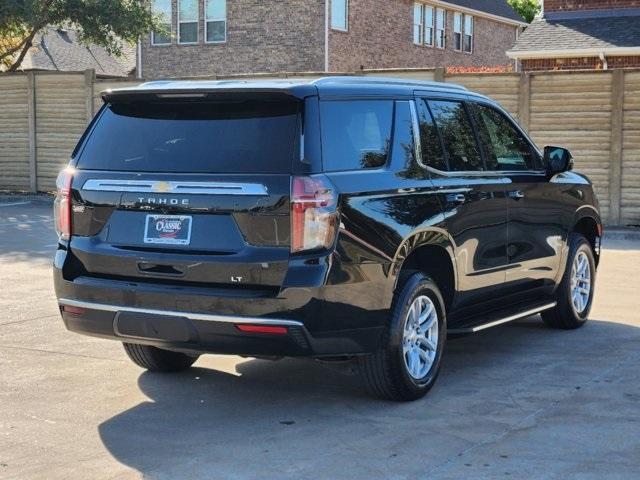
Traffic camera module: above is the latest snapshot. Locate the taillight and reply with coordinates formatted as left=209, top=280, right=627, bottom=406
left=54, top=168, right=74, bottom=240
left=291, top=175, right=339, bottom=253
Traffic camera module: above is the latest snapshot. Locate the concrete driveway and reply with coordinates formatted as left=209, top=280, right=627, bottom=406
left=1, top=196, right=639, bottom=480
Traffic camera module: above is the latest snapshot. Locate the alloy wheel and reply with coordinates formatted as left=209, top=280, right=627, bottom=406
left=402, top=295, right=439, bottom=380
left=570, top=251, right=592, bottom=314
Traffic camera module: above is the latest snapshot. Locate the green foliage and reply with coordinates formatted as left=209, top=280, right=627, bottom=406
left=508, top=0, right=541, bottom=23
left=0, top=0, right=165, bottom=71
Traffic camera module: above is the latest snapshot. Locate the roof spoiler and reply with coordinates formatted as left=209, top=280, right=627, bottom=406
left=101, top=84, right=316, bottom=104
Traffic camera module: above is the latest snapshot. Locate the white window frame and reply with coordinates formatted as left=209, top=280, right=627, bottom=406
left=205, top=0, right=227, bottom=44
left=453, top=12, right=462, bottom=51
left=151, top=0, right=172, bottom=46
left=424, top=5, right=434, bottom=47
left=331, top=0, right=349, bottom=32
left=178, top=0, right=199, bottom=45
left=435, top=8, right=446, bottom=49
left=464, top=14, right=474, bottom=54
left=413, top=3, right=424, bottom=45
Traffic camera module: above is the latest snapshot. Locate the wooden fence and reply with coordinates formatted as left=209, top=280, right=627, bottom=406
left=0, top=68, right=639, bottom=226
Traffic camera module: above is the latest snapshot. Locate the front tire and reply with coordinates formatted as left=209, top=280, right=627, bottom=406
left=359, top=273, right=446, bottom=401
left=123, top=343, right=199, bottom=372
left=542, top=234, right=596, bottom=329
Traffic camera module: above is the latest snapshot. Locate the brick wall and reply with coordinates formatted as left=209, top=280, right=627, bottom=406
left=142, top=0, right=521, bottom=78
left=329, top=0, right=519, bottom=72
left=141, top=0, right=325, bottom=79
left=523, top=56, right=640, bottom=71
left=544, top=0, right=640, bottom=12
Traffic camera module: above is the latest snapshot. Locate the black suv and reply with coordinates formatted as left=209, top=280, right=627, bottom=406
left=53, top=77, right=601, bottom=400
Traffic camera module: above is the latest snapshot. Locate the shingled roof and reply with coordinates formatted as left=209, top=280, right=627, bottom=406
left=18, top=26, right=135, bottom=77
left=443, top=0, right=525, bottom=24
left=509, top=9, right=640, bottom=58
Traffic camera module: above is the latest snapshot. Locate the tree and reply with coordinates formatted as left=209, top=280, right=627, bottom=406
left=508, top=0, right=541, bottom=23
left=0, top=1, right=164, bottom=72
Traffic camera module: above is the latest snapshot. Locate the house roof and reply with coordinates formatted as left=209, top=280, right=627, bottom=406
left=18, top=26, right=135, bottom=77
left=440, top=0, right=525, bottom=24
left=508, top=10, right=640, bottom=58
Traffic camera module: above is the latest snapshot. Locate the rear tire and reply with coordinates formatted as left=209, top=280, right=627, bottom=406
left=359, top=273, right=446, bottom=401
left=542, top=234, right=596, bottom=329
left=123, top=343, right=198, bottom=372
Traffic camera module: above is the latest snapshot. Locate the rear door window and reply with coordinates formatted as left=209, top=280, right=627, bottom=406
left=320, top=100, right=393, bottom=171
left=428, top=100, right=483, bottom=172
left=76, top=100, right=300, bottom=173
left=416, top=99, right=446, bottom=171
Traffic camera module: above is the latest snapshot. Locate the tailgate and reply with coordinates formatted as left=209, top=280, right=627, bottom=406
left=66, top=95, right=299, bottom=290
left=69, top=173, right=291, bottom=288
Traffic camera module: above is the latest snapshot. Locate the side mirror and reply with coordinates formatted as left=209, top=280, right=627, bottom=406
left=544, top=146, right=573, bottom=175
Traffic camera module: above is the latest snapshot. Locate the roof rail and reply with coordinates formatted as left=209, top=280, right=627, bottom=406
left=311, top=76, right=468, bottom=91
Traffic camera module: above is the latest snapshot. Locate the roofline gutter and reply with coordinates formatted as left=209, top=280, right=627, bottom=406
left=324, top=0, right=329, bottom=72
left=136, top=38, right=142, bottom=79
left=428, top=0, right=528, bottom=27
left=507, top=46, right=640, bottom=60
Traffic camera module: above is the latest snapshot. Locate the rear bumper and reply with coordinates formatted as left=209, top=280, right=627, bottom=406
left=58, top=298, right=315, bottom=357
left=53, top=255, right=389, bottom=357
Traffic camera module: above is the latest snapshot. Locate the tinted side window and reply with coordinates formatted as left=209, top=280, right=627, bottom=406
left=392, top=101, right=428, bottom=179
left=320, top=100, right=393, bottom=171
left=416, top=99, right=446, bottom=171
left=472, top=103, right=535, bottom=171
left=429, top=100, right=483, bottom=172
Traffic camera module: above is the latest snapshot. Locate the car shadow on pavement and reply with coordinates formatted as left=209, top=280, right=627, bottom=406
left=96, top=316, right=640, bottom=480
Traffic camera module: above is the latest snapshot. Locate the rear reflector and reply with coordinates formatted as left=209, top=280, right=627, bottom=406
left=62, top=305, right=86, bottom=315
left=235, top=324, right=288, bottom=335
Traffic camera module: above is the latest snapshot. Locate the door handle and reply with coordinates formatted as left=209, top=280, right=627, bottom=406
left=508, top=190, right=525, bottom=200
left=446, top=193, right=466, bottom=204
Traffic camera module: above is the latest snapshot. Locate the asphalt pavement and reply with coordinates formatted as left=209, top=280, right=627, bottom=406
left=1, top=196, right=639, bottom=480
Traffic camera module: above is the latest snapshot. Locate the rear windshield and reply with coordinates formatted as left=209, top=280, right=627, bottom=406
left=76, top=100, right=300, bottom=173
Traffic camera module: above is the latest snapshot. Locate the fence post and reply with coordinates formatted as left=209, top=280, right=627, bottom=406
left=27, top=72, right=37, bottom=193
left=609, top=69, right=624, bottom=226
left=518, top=72, right=531, bottom=131
left=84, top=69, right=95, bottom=123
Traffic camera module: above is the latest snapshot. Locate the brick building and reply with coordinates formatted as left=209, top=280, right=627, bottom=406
left=139, top=0, right=526, bottom=79
left=508, top=0, right=640, bottom=71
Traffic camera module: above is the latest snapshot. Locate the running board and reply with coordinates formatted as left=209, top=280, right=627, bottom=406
left=448, top=302, right=557, bottom=334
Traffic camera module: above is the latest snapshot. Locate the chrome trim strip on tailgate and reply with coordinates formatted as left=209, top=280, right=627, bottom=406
left=59, top=298, right=303, bottom=327
left=448, top=302, right=557, bottom=334
left=82, top=179, right=269, bottom=196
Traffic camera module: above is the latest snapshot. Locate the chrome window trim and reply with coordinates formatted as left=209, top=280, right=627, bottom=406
left=59, top=298, right=304, bottom=327
left=425, top=165, right=546, bottom=178
left=82, top=179, right=269, bottom=196
left=409, top=100, right=425, bottom=169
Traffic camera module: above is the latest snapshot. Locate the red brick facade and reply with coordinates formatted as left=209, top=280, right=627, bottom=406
left=522, top=56, right=640, bottom=71
left=141, top=0, right=522, bottom=79
left=141, top=0, right=326, bottom=79
left=329, top=0, right=520, bottom=72
left=544, top=0, right=640, bottom=12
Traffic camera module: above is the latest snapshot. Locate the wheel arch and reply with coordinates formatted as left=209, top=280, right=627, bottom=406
left=572, top=206, right=602, bottom=266
left=392, top=228, right=458, bottom=312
